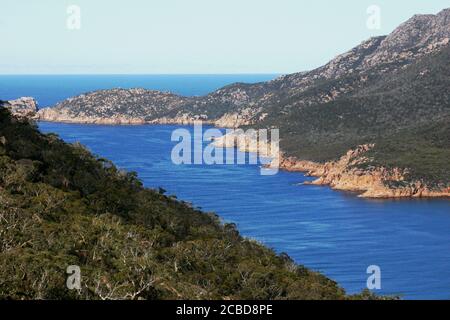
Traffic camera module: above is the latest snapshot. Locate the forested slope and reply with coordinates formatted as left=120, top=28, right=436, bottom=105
left=0, top=109, right=376, bottom=300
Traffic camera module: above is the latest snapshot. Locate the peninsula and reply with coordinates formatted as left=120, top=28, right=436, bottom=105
left=25, top=9, right=450, bottom=198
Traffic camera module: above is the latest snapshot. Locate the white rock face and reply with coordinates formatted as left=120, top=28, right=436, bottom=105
left=2, top=97, right=38, bottom=118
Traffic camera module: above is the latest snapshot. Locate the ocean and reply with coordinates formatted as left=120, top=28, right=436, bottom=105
left=2, top=75, right=449, bottom=299
left=0, top=74, right=278, bottom=107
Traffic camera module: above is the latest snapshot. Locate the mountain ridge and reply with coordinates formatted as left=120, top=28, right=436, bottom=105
left=38, top=8, right=450, bottom=125
left=15, top=8, right=450, bottom=198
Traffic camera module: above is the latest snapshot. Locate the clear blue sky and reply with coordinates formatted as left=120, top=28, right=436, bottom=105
left=0, top=0, right=448, bottom=74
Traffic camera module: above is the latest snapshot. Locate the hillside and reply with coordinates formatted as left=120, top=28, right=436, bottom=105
left=36, top=8, right=450, bottom=198
left=38, top=9, right=450, bottom=125
left=0, top=108, right=380, bottom=300
left=261, top=45, right=450, bottom=186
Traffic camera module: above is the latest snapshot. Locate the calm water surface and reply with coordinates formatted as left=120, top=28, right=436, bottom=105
left=0, top=74, right=277, bottom=106
left=3, top=74, right=449, bottom=299
left=38, top=122, right=450, bottom=300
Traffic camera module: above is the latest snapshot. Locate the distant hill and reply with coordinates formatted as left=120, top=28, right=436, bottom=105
left=36, top=8, right=450, bottom=198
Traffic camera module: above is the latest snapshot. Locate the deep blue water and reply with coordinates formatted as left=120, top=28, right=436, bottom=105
left=3, top=75, right=449, bottom=299
left=37, top=122, right=450, bottom=300
left=0, top=74, right=277, bottom=107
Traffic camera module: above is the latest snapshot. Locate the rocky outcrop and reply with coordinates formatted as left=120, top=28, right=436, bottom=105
left=0, top=97, right=38, bottom=119
left=364, top=9, right=450, bottom=67
left=37, top=88, right=189, bottom=124
left=38, top=107, right=147, bottom=125
left=212, top=130, right=278, bottom=158
left=212, top=108, right=259, bottom=128
left=276, top=146, right=450, bottom=199
left=215, top=131, right=449, bottom=199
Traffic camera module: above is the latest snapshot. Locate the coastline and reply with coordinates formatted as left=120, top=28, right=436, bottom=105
left=211, top=131, right=450, bottom=199
left=37, top=107, right=252, bottom=128
left=37, top=114, right=448, bottom=200
left=276, top=153, right=450, bottom=199
left=36, top=118, right=450, bottom=300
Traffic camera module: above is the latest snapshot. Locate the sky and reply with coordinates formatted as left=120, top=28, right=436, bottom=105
left=0, top=0, right=449, bottom=74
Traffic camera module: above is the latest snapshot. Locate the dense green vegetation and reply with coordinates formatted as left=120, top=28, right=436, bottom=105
left=259, top=46, right=450, bottom=187
left=0, top=108, right=384, bottom=300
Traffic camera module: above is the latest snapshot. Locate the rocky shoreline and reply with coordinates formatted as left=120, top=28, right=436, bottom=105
left=2, top=97, right=448, bottom=199
left=37, top=107, right=254, bottom=128
left=214, top=132, right=450, bottom=199
left=276, top=150, right=450, bottom=199
left=4, top=7, right=450, bottom=200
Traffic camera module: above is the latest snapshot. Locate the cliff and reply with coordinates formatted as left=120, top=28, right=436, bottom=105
left=0, top=97, right=38, bottom=119
left=278, top=148, right=450, bottom=199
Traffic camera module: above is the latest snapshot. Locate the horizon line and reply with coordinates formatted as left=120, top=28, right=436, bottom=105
left=0, top=73, right=283, bottom=76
